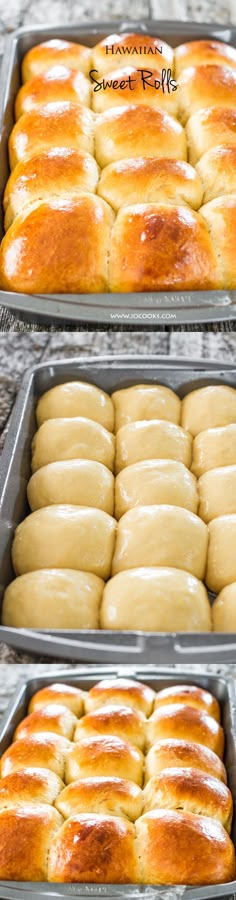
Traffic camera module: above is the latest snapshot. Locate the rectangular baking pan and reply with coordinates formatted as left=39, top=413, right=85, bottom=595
left=1, top=353, right=236, bottom=662
left=0, top=663, right=235, bottom=900
left=0, top=19, right=236, bottom=326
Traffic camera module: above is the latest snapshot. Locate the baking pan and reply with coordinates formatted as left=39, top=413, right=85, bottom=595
left=0, top=663, right=235, bottom=900
left=0, top=19, right=236, bottom=326
left=1, top=353, right=236, bottom=662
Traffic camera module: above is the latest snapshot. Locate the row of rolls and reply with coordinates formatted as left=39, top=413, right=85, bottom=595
left=0, top=677, right=235, bottom=884
left=2, top=378, right=236, bottom=632
left=1, top=34, right=236, bottom=293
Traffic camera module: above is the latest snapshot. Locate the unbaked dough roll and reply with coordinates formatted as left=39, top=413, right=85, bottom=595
left=115, top=420, right=192, bottom=473
left=191, top=425, right=236, bottom=478
left=115, top=460, right=198, bottom=519
left=27, top=460, right=114, bottom=514
left=12, top=506, right=116, bottom=579
left=31, top=418, right=115, bottom=473
left=2, top=569, right=104, bottom=629
left=182, top=385, right=236, bottom=436
left=36, top=381, right=114, bottom=430
left=112, top=384, right=180, bottom=431
left=111, top=506, right=208, bottom=580
left=100, top=567, right=211, bottom=632
left=206, top=515, right=236, bottom=592
left=198, top=466, right=236, bottom=522
left=212, top=583, right=236, bottom=632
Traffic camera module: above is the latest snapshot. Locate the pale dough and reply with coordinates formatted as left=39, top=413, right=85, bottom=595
left=112, top=505, right=208, bottom=580
left=27, top=459, right=114, bottom=514
left=31, top=417, right=115, bottom=473
left=112, top=384, right=181, bottom=432
left=212, top=583, right=236, bottom=632
left=191, top=425, right=236, bottom=478
left=2, top=569, right=104, bottom=629
left=182, top=385, right=236, bottom=436
left=101, top=567, right=211, bottom=631
left=36, top=381, right=114, bottom=431
left=116, top=420, right=192, bottom=474
left=198, top=466, right=236, bottom=522
left=206, top=515, right=236, bottom=592
left=115, top=459, right=198, bottom=519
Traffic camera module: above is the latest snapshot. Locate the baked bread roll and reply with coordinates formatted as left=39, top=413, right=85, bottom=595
left=200, top=196, right=236, bottom=289
left=9, top=102, right=95, bottom=169
left=95, top=105, right=187, bottom=168
left=85, top=678, right=155, bottom=716
left=109, top=204, right=221, bottom=293
left=91, top=66, right=178, bottom=116
left=0, top=805, right=62, bottom=882
left=191, top=425, right=236, bottom=477
left=116, top=420, right=192, bottom=473
left=1, top=733, right=71, bottom=780
left=212, top=583, right=236, bottom=632
left=142, top=768, right=232, bottom=831
left=22, top=39, right=92, bottom=81
left=15, top=67, right=91, bottom=119
left=31, top=418, right=115, bottom=472
left=146, top=704, right=224, bottom=757
left=0, top=768, right=64, bottom=810
left=12, top=506, right=116, bottom=579
left=37, top=381, right=114, bottom=430
left=112, top=506, right=208, bottom=580
left=73, top=704, right=146, bottom=749
left=186, top=107, right=236, bottom=165
left=182, top=385, right=236, bottom=436
left=2, top=569, right=104, bottom=629
left=48, top=813, right=141, bottom=883
left=199, top=466, right=236, bottom=523
left=29, top=683, right=85, bottom=716
left=115, top=460, right=198, bottom=519
left=178, top=65, right=236, bottom=124
left=0, top=195, right=113, bottom=294
left=27, top=460, right=114, bottom=514
left=144, top=739, right=227, bottom=785
left=98, top=158, right=203, bottom=211
left=175, top=39, right=236, bottom=77
left=112, top=384, right=180, bottom=430
left=56, top=776, right=143, bottom=821
left=13, top=704, right=77, bottom=742
left=206, top=515, right=236, bottom=592
left=4, top=149, right=99, bottom=229
left=101, top=567, right=211, bottom=632
left=154, top=685, right=220, bottom=721
left=136, top=809, right=235, bottom=885
left=65, top=736, right=144, bottom=786
left=197, top=145, right=236, bottom=203
left=93, top=33, right=173, bottom=76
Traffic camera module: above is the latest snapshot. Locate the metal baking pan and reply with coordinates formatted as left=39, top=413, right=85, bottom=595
left=1, top=353, right=236, bottom=662
left=0, top=663, right=235, bottom=899
left=0, top=19, right=236, bottom=326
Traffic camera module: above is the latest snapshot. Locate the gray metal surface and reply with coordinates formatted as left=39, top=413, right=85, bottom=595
left=0, top=20, right=236, bottom=326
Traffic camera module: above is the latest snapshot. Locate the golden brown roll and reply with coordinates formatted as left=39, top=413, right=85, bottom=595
left=0, top=195, right=113, bottom=294
left=186, top=107, right=236, bottom=166
left=65, top=736, right=144, bottom=786
left=154, top=685, right=220, bottom=721
left=2, top=569, right=104, bottom=630
left=37, top=380, right=114, bottom=429
left=95, top=105, right=187, bottom=168
left=200, top=196, right=236, bottom=289
left=112, top=505, right=208, bottom=580
left=0, top=805, right=62, bottom=881
left=112, top=383, right=180, bottom=430
left=136, top=809, right=236, bottom=885
left=212, top=583, right=236, bottom=632
left=115, top=460, right=198, bottom=519
left=178, top=64, right=236, bottom=124
left=144, top=739, right=227, bottom=785
left=93, top=33, right=173, bottom=76
left=91, top=66, right=178, bottom=116
left=9, top=102, right=95, bottom=169
left=22, top=39, right=92, bottom=81
left=48, top=813, right=141, bottom=883
left=182, top=385, right=236, bottom=436
left=101, top=567, right=211, bottom=632
left=12, top=506, right=116, bottom=579
left=0, top=768, right=64, bottom=810
left=191, top=425, right=236, bottom=478
left=199, top=466, right=236, bottom=523
left=206, top=515, right=236, bottom=592
left=197, top=145, right=236, bottom=203
left=55, top=776, right=143, bottom=821
left=175, top=39, right=236, bottom=77
left=85, top=677, right=155, bottom=716
left=13, top=704, right=77, bottom=742
left=73, top=705, right=146, bottom=749
left=109, top=204, right=221, bottom=293
left=1, top=733, right=71, bottom=780
left=27, top=460, right=114, bottom=514
left=116, top=420, right=192, bottom=473
left=98, top=158, right=203, bottom=211
left=28, top=683, right=85, bottom=716
left=31, top=418, right=115, bottom=473
left=146, top=704, right=224, bottom=757
left=142, top=768, right=232, bottom=831
left=15, top=67, right=91, bottom=119
left=4, top=149, right=99, bottom=229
